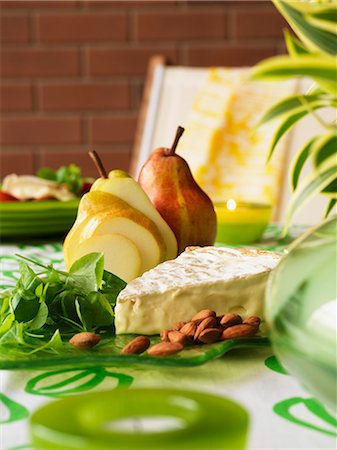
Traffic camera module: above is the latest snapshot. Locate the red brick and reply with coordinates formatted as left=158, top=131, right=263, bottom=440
left=0, top=15, right=30, bottom=43
left=39, top=149, right=131, bottom=176
left=234, top=10, right=288, bottom=38
left=0, top=1, right=78, bottom=8
left=186, top=45, right=276, bottom=67
left=0, top=117, right=81, bottom=145
left=38, top=13, right=127, bottom=42
left=84, top=1, right=176, bottom=7
left=0, top=48, right=80, bottom=78
left=0, top=150, right=35, bottom=177
left=88, top=47, right=176, bottom=76
left=0, top=84, right=33, bottom=111
left=41, top=82, right=130, bottom=111
left=90, top=116, right=137, bottom=144
left=136, top=11, right=227, bottom=40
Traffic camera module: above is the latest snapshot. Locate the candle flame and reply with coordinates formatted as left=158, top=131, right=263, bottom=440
left=226, top=199, right=237, bottom=211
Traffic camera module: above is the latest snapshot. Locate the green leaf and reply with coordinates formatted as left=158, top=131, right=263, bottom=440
left=290, top=136, right=317, bottom=190
left=306, top=8, right=337, bottom=34
left=37, top=167, right=57, bottom=182
left=285, top=164, right=337, bottom=230
left=0, top=314, right=15, bottom=336
left=284, top=29, right=310, bottom=56
left=273, top=0, right=337, bottom=56
left=252, top=55, right=337, bottom=83
left=312, top=132, right=337, bottom=170
left=69, top=252, right=105, bottom=292
left=28, top=302, right=49, bottom=331
left=266, top=109, right=308, bottom=162
left=325, top=198, right=337, bottom=217
left=256, top=93, right=328, bottom=127
left=77, top=292, right=114, bottom=331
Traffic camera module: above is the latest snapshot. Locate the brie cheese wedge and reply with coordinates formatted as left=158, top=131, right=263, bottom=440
left=115, top=246, right=281, bottom=335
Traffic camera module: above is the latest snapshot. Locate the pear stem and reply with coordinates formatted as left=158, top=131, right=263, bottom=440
left=166, top=126, right=185, bottom=156
left=89, top=150, right=108, bottom=178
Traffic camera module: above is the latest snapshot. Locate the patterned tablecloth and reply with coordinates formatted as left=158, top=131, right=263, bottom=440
left=1, top=227, right=336, bottom=450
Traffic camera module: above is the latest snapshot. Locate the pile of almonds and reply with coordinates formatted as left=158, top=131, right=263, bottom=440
left=69, top=309, right=261, bottom=356
left=121, top=309, right=261, bottom=357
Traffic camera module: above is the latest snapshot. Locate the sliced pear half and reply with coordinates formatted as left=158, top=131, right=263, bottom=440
left=91, top=170, right=178, bottom=260
left=81, top=212, right=165, bottom=273
left=70, top=234, right=142, bottom=283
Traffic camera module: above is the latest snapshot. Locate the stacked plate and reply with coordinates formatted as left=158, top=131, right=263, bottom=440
left=0, top=199, right=79, bottom=239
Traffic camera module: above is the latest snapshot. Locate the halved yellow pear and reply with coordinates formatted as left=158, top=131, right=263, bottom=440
left=81, top=212, right=165, bottom=273
left=64, top=190, right=166, bottom=276
left=91, top=170, right=177, bottom=260
left=69, top=234, right=142, bottom=283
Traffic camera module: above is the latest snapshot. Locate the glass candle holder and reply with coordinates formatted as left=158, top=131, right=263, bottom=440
left=31, top=388, right=249, bottom=450
left=214, top=200, right=272, bottom=245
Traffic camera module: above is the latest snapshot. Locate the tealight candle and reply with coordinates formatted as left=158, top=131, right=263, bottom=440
left=214, top=199, right=272, bottom=245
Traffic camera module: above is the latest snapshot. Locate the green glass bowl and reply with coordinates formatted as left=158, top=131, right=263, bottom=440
left=31, top=389, right=249, bottom=450
left=265, top=217, right=337, bottom=412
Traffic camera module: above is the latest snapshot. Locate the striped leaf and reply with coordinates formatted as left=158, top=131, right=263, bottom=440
left=285, top=165, right=337, bottom=230
left=306, top=8, right=337, bottom=34
left=273, top=0, right=337, bottom=56
left=256, top=93, right=329, bottom=127
left=324, top=198, right=337, bottom=218
left=312, top=132, right=337, bottom=171
left=290, top=136, right=317, bottom=191
left=284, top=29, right=310, bottom=56
left=265, top=100, right=331, bottom=162
left=252, top=55, right=337, bottom=95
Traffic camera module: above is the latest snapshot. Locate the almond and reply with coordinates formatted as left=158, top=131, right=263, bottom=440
left=180, top=321, right=198, bottom=340
left=172, top=321, right=185, bottom=331
left=198, top=328, right=222, bottom=344
left=168, top=330, right=189, bottom=345
left=192, top=309, right=216, bottom=322
left=194, top=316, right=217, bottom=340
left=148, top=342, right=183, bottom=357
left=243, top=316, right=261, bottom=330
left=160, top=329, right=171, bottom=342
left=121, top=336, right=151, bottom=355
left=220, top=313, right=242, bottom=329
left=221, top=324, right=257, bottom=340
left=69, top=332, right=100, bottom=349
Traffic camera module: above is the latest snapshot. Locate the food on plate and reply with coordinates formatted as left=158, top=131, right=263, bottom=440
left=0, top=191, right=20, bottom=202
left=2, top=174, right=76, bottom=201
left=115, top=246, right=281, bottom=335
left=138, top=126, right=217, bottom=254
left=120, top=310, right=261, bottom=356
left=69, top=332, right=101, bottom=349
left=0, top=164, right=92, bottom=202
left=64, top=152, right=178, bottom=281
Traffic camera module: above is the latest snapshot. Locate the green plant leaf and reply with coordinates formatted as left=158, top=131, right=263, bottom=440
left=312, top=132, right=337, bottom=170
left=284, top=29, right=310, bottom=56
left=290, top=136, right=317, bottom=190
left=251, top=55, right=337, bottom=95
left=306, top=8, right=337, bottom=34
left=69, top=252, right=104, bottom=292
left=325, top=198, right=337, bottom=217
left=273, top=0, right=337, bottom=56
left=256, top=93, right=329, bottom=127
left=285, top=164, right=337, bottom=230
left=28, top=302, right=49, bottom=331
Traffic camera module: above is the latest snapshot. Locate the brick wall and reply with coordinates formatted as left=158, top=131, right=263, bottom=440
left=0, top=0, right=287, bottom=178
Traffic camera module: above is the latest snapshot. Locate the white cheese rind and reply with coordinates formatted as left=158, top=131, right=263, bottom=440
left=115, top=246, right=281, bottom=335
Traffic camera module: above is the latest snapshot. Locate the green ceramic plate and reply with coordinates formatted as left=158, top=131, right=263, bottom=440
left=0, top=334, right=269, bottom=370
left=0, top=199, right=79, bottom=239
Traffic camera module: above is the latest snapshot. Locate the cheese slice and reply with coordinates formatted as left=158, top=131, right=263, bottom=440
left=115, top=246, right=281, bottom=335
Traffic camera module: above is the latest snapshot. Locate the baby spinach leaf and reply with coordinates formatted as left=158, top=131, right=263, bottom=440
left=69, top=252, right=104, bottom=292
left=28, top=302, right=49, bottom=331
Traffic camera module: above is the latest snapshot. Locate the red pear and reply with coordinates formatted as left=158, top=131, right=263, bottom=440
left=138, top=126, right=217, bottom=254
